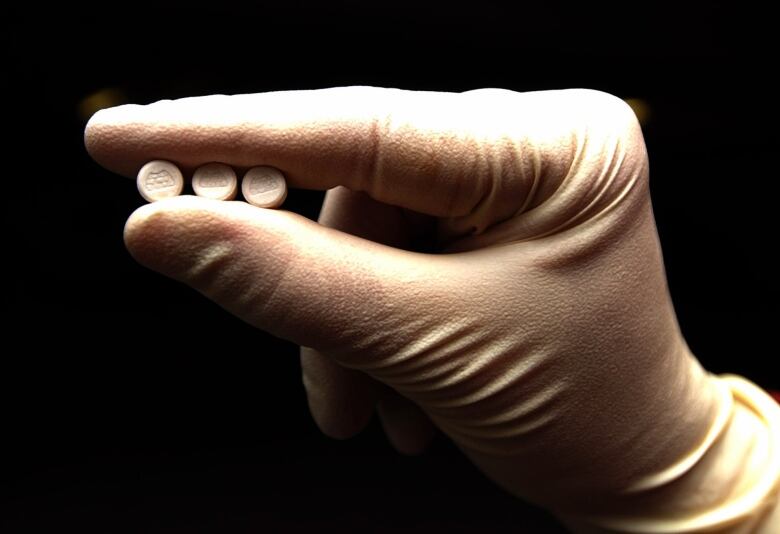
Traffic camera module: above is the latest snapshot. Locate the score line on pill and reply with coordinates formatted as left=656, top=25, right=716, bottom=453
left=137, top=160, right=184, bottom=202
left=241, top=166, right=288, bottom=208
left=192, top=163, right=238, bottom=200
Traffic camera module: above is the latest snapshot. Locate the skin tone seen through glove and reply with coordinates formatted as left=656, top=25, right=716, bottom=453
left=85, top=87, right=780, bottom=532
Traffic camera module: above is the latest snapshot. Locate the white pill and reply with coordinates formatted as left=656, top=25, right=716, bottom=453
left=136, top=160, right=184, bottom=202
left=241, top=166, right=288, bottom=208
left=192, top=163, right=238, bottom=200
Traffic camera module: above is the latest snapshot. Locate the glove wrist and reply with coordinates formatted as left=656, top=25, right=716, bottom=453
left=560, top=374, right=780, bottom=533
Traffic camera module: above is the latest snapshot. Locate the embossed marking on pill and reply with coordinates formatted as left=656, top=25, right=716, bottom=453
left=192, top=163, right=238, bottom=200
left=144, top=170, right=175, bottom=190
left=242, top=166, right=287, bottom=208
left=201, top=176, right=229, bottom=187
left=249, top=176, right=276, bottom=194
left=137, top=160, right=184, bottom=202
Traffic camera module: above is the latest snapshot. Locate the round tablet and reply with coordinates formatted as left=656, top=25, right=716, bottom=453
left=136, top=160, right=184, bottom=202
left=241, top=166, right=288, bottom=208
left=192, top=163, right=238, bottom=200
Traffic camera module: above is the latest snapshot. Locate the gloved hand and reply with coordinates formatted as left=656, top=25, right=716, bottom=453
left=85, top=87, right=780, bottom=532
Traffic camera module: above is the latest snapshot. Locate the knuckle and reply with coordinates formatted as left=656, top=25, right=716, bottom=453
left=582, top=89, right=644, bottom=141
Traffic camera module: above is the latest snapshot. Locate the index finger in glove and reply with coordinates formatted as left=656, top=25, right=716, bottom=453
left=85, top=87, right=644, bottom=230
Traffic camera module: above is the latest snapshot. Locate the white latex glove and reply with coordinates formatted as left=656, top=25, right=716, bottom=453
left=85, top=87, right=780, bottom=532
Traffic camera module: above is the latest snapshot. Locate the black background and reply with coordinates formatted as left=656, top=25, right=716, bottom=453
left=2, top=3, right=777, bottom=532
